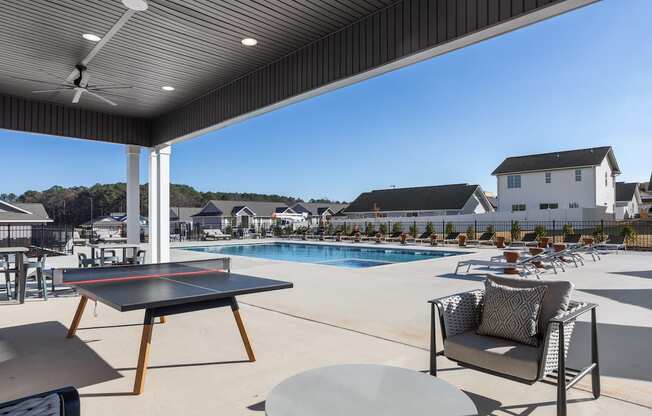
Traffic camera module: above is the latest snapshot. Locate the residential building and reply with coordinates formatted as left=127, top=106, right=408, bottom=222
left=169, top=207, right=202, bottom=229
left=291, top=202, right=348, bottom=227
left=0, top=200, right=52, bottom=246
left=615, top=182, right=642, bottom=220
left=492, top=146, right=621, bottom=216
left=191, top=200, right=304, bottom=230
left=340, top=184, right=494, bottom=219
left=639, top=173, right=652, bottom=217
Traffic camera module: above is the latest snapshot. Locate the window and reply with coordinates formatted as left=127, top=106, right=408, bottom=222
left=605, top=172, right=608, bottom=186
left=539, top=203, right=559, bottom=210
left=406, top=212, right=419, bottom=217
left=575, top=169, right=582, bottom=182
left=512, top=204, right=526, bottom=212
left=507, top=175, right=521, bottom=189
left=545, top=172, right=551, bottom=184
left=569, top=202, right=579, bottom=209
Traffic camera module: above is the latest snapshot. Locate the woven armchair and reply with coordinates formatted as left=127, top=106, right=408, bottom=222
left=429, top=287, right=600, bottom=416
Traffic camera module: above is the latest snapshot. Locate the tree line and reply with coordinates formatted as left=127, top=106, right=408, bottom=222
left=1, top=184, right=345, bottom=225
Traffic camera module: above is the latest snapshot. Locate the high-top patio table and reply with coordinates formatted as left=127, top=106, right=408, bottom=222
left=265, top=364, right=477, bottom=416
left=89, top=243, right=140, bottom=265
left=0, top=247, right=29, bottom=303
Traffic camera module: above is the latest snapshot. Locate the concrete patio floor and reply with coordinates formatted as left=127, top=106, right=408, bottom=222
left=1, top=240, right=650, bottom=415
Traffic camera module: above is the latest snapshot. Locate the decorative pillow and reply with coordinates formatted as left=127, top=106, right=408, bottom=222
left=477, top=279, right=547, bottom=346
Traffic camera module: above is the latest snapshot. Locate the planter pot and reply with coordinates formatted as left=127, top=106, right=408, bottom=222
left=458, top=235, right=467, bottom=247
left=553, top=243, right=567, bottom=260
left=335, top=233, right=342, bottom=242
left=495, top=236, right=505, bottom=248
left=430, top=234, right=438, bottom=246
left=503, top=251, right=520, bottom=274
left=375, top=233, right=382, bottom=244
left=354, top=232, right=361, bottom=243
left=529, top=247, right=545, bottom=268
left=538, top=237, right=550, bottom=248
left=582, top=237, right=594, bottom=246
left=400, top=233, right=407, bottom=245
left=301, top=235, right=307, bottom=241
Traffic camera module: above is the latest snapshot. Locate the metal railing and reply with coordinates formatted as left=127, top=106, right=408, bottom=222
left=0, top=224, right=74, bottom=254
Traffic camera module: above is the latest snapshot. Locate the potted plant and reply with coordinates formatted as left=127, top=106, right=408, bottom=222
left=621, top=224, right=637, bottom=246
left=592, top=224, right=606, bottom=243
left=425, top=222, right=434, bottom=237
left=392, top=222, right=403, bottom=236
left=354, top=226, right=361, bottom=242
left=458, top=233, right=467, bottom=247
left=510, top=221, right=521, bottom=243
left=466, top=225, right=476, bottom=241
left=445, top=222, right=454, bottom=237
left=409, top=223, right=418, bottom=239
left=534, top=224, right=549, bottom=248
left=365, top=222, right=375, bottom=237
left=400, top=232, right=408, bottom=245
left=430, top=233, right=438, bottom=246
left=378, top=223, right=388, bottom=236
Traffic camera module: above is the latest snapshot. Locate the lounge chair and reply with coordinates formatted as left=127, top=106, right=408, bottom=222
left=455, top=257, right=540, bottom=277
left=562, top=233, right=582, bottom=248
left=414, top=231, right=432, bottom=244
left=442, top=232, right=460, bottom=245
left=0, top=386, right=80, bottom=416
left=467, top=232, right=495, bottom=247
left=510, top=232, right=538, bottom=247
left=594, top=235, right=626, bottom=253
left=202, top=228, right=230, bottom=241
left=429, top=275, right=600, bottom=416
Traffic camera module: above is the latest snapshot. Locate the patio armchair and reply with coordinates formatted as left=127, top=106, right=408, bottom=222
left=77, top=253, right=99, bottom=268
left=25, top=252, right=49, bottom=300
left=429, top=275, right=600, bottom=416
left=0, top=386, right=79, bottom=416
left=510, top=232, right=539, bottom=247
left=414, top=231, right=432, bottom=244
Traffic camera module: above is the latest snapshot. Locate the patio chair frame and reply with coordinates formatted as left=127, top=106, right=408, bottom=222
left=429, top=290, right=600, bottom=416
left=0, top=386, right=79, bottom=416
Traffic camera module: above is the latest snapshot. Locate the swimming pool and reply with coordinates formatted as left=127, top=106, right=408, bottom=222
left=183, top=242, right=462, bottom=269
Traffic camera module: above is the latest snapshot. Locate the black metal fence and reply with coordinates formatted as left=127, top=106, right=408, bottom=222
left=331, top=219, right=652, bottom=250
left=0, top=224, right=74, bottom=253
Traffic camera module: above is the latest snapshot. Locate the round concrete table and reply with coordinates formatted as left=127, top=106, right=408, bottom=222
left=265, top=364, right=477, bottom=416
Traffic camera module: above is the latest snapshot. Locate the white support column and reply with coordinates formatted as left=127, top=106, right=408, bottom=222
left=126, top=145, right=141, bottom=244
left=148, top=145, right=171, bottom=263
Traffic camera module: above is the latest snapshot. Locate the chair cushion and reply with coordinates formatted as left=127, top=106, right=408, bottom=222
left=477, top=280, right=547, bottom=346
left=445, top=331, right=542, bottom=381
left=486, top=275, right=574, bottom=335
left=0, top=393, right=61, bottom=416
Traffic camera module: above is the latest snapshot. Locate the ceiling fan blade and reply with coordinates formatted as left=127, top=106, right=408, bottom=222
left=88, top=85, right=133, bottom=91
left=84, top=90, right=118, bottom=106
left=72, top=89, right=83, bottom=104
left=9, top=75, right=68, bottom=87
left=32, top=88, right=73, bottom=93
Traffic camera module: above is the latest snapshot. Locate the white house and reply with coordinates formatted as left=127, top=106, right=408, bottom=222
left=492, top=147, right=621, bottom=218
left=291, top=202, right=348, bottom=227
left=615, top=182, right=642, bottom=220
left=191, top=200, right=304, bottom=230
left=639, top=173, right=652, bottom=218
left=340, top=184, right=495, bottom=219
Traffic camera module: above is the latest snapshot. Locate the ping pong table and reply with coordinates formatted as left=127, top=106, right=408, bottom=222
left=53, top=258, right=292, bottom=394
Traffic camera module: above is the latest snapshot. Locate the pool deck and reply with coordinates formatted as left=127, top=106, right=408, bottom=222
left=1, top=239, right=651, bottom=415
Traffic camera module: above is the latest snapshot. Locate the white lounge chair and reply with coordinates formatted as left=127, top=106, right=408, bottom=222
left=455, top=257, right=540, bottom=277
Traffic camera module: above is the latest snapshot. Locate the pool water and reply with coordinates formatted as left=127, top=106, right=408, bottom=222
left=183, top=243, right=461, bottom=269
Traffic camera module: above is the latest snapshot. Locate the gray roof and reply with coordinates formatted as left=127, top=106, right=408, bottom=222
left=492, top=146, right=620, bottom=175
left=170, top=207, right=202, bottom=222
left=344, top=184, right=486, bottom=213
left=0, top=201, right=51, bottom=223
left=616, top=182, right=639, bottom=202
left=292, top=202, right=348, bottom=216
left=193, top=200, right=296, bottom=218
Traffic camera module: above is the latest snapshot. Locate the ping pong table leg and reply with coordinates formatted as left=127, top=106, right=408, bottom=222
left=159, top=316, right=167, bottom=324
left=134, top=313, right=154, bottom=395
left=67, top=296, right=88, bottom=338
left=230, top=298, right=256, bottom=362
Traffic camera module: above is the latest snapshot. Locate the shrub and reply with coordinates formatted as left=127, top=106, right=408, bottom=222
left=392, top=222, right=403, bottom=234
left=425, top=222, right=434, bottom=235
left=510, top=221, right=521, bottom=241
left=592, top=224, right=606, bottom=242
left=365, top=222, right=375, bottom=236
left=533, top=224, right=548, bottom=239
left=325, top=223, right=333, bottom=235
left=445, top=222, right=454, bottom=235
left=621, top=224, right=637, bottom=244
left=409, top=223, right=418, bottom=237
left=225, top=225, right=233, bottom=235
left=485, top=224, right=495, bottom=235
left=466, top=225, right=476, bottom=240
left=379, top=223, right=388, bottom=235
left=562, top=224, right=575, bottom=239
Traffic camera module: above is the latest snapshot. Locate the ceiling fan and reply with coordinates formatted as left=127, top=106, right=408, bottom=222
left=11, top=0, right=149, bottom=107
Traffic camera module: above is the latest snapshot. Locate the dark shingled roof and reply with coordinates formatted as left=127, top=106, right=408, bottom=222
left=492, top=146, right=619, bottom=175
left=343, top=184, right=481, bottom=213
left=616, top=182, right=639, bottom=202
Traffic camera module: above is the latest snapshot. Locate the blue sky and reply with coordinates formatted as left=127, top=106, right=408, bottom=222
left=1, top=0, right=650, bottom=202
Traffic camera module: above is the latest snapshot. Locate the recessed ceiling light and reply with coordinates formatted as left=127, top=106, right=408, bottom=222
left=122, top=0, right=148, bottom=11
left=82, top=33, right=102, bottom=42
left=161, top=86, right=175, bottom=91
left=241, top=38, right=258, bottom=47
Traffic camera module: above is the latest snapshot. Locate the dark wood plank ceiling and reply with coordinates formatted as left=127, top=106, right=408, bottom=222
left=0, top=0, right=396, bottom=118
